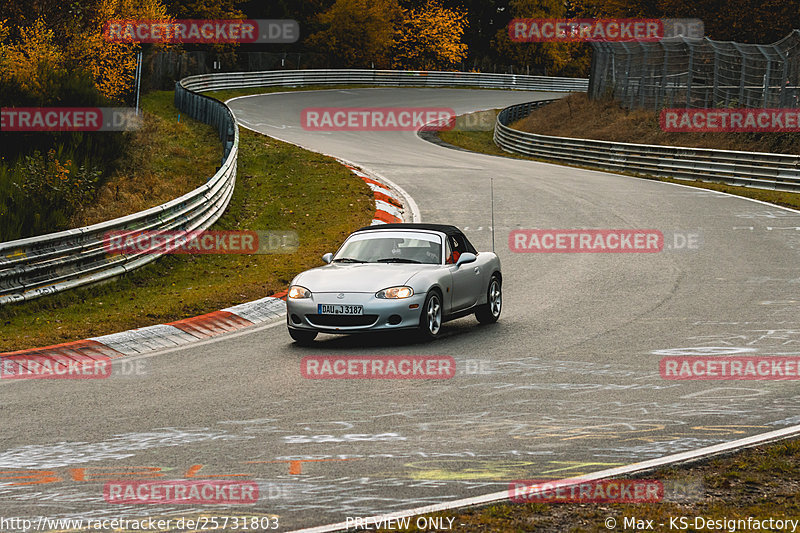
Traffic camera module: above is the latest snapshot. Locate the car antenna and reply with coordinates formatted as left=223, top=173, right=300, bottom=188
left=490, top=177, right=495, bottom=253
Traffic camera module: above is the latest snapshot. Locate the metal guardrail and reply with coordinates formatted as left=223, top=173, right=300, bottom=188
left=0, top=70, right=587, bottom=305
left=179, top=69, right=589, bottom=93
left=494, top=101, right=800, bottom=192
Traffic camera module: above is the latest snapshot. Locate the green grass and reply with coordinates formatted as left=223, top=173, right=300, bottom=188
left=438, top=110, right=800, bottom=212
left=0, top=91, right=374, bottom=352
left=77, top=91, right=221, bottom=227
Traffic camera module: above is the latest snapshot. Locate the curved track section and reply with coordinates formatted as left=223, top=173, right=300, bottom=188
left=2, top=88, right=800, bottom=532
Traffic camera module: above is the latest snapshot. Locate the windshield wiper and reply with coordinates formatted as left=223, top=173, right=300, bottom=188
left=376, top=258, right=421, bottom=263
left=332, top=257, right=367, bottom=263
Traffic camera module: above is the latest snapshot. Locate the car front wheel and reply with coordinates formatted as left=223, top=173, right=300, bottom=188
left=419, top=290, right=443, bottom=339
left=476, top=275, right=502, bottom=324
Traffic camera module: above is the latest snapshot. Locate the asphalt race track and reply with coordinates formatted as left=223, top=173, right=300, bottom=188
left=2, top=88, right=800, bottom=531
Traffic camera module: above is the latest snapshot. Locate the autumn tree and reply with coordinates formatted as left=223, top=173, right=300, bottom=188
left=70, top=0, right=172, bottom=101
left=305, top=0, right=402, bottom=68
left=0, top=18, right=64, bottom=98
left=392, top=0, right=469, bottom=71
left=493, top=0, right=591, bottom=76
left=0, top=0, right=171, bottom=103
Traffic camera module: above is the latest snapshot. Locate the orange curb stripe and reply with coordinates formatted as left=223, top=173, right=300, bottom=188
left=373, top=190, right=402, bottom=208
left=167, top=310, right=254, bottom=339
left=272, top=289, right=288, bottom=301
left=374, top=210, right=403, bottom=224
left=359, top=175, right=389, bottom=190
left=0, top=339, right=123, bottom=359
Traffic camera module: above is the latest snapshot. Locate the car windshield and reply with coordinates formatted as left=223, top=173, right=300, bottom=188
left=333, top=231, right=442, bottom=264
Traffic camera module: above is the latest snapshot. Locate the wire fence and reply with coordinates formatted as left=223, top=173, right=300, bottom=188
left=588, top=30, right=800, bottom=110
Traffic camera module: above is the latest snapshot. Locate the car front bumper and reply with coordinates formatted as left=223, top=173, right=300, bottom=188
left=287, top=291, right=425, bottom=334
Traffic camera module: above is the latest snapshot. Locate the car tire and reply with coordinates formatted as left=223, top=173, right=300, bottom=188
left=418, top=290, right=443, bottom=340
left=289, top=328, right=318, bottom=345
left=476, top=275, right=502, bottom=324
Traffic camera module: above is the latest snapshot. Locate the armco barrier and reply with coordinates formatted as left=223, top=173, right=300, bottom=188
left=494, top=101, right=800, bottom=192
left=0, top=70, right=587, bottom=305
left=178, top=69, right=589, bottom=93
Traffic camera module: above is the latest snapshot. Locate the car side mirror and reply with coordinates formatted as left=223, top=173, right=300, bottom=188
left=455, top=252, right=477, bottom=267
left=322, top=252, right=333, bottom=264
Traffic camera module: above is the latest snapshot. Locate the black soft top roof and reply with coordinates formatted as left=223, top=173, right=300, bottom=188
left=354, top=223, right=464, bottom=237
left=353, top=223, right=477, bottom=253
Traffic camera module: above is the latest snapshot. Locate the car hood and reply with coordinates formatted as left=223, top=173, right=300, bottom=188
left=295, top=263, right=430, bottom=293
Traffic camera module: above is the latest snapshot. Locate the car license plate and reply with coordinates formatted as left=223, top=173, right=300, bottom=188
left=318, top=304, right=363, bottom=315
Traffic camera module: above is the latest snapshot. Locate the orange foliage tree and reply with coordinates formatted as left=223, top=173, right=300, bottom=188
left=392, top=0, right=469, bottom=71
left=0, top=0, right=170, bottom=103
left=68, top=0, right=171, bottom=102
left=0, top=18, right=65, bottom=97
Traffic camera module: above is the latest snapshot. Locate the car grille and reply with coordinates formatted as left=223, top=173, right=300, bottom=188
left=306, top=314, right=379, bottom=327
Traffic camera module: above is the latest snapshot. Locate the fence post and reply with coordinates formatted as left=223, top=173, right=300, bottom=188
left=685, top=38, right=694, bottom=108
left=733, top=42, right=747, bottom=107
left=639, top=43, right=649, bottom=109
left=756, top=45, right=771, bottom=108
left=587, top=43, right=601, bottom=99
left=712, top=40, right=720, bottom=107
left=657, top=43, right=669, bottom=109
left=774, top=45, right=789, bottom=107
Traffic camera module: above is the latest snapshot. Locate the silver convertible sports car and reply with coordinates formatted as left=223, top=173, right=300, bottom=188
left=286, top=223, right=502, bottom=344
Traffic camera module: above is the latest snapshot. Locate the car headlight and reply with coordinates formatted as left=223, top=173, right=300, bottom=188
left=376, top=286, right=414, bottom=299
left=288, top=285, right=312, bottom=299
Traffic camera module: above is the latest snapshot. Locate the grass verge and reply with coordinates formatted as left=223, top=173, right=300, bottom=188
left=514, top=93, right=800, bottom=154
left=78, top=91, right=221, bottom=227
left=0, top=91, right=374, bottom=352
left=438, top=109, right=800, bottom=212
left=384, top=436, right=800, bottom=532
